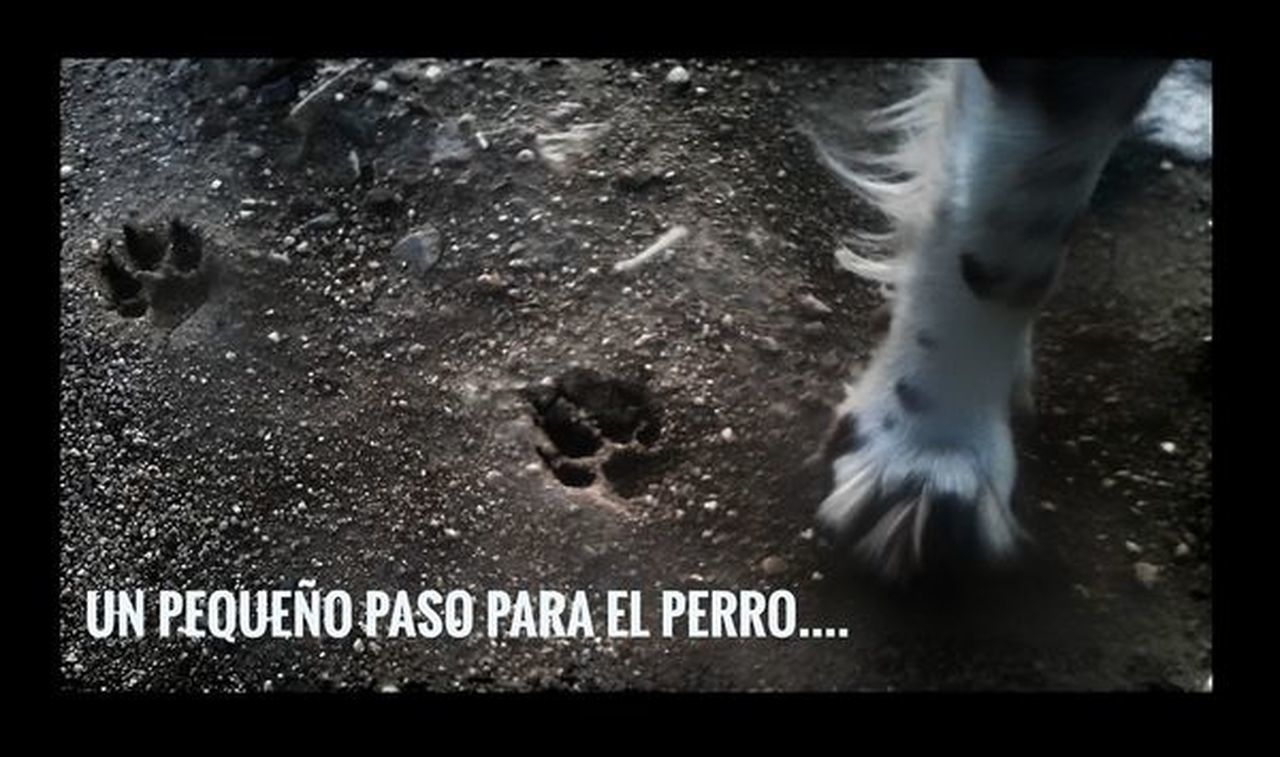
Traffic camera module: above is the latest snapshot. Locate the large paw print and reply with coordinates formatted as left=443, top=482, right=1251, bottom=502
left=524, top=368, right=670, bottom=498
left=97, top=218, right=215, bottom=326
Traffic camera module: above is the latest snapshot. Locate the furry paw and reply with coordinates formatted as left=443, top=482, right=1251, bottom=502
left=816, top=402, right=1025, bottom=580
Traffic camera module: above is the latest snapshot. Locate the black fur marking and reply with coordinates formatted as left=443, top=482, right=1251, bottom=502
left=959, top=252, right=1006, bottom=301
left=962, top=251, right=1059, bottom=309
left=1023, top=210, right=1074, bottom=241
left=1115, top=63, right=1174, bottom=125
left=824, top=413, right=866, bottom=464
left=894, top=379, right=930, bottom=414
left=871, top=303, right=893, bottom=334
left=1018, top=160, right=1091, bottom=190
left=920, top=491, right=983, bottom=563
left=817, top=457, right=907, bottom=549
left=978, top=59, right=1172, bottom=124
left=845, top=475, right=926, bottom=546
left=1006, top=264, right=1059, bottom=308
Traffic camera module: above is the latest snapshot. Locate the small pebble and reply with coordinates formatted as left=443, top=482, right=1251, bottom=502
left=1133, top=561, right=1160, bottom=589
left=1160, top=441, right=1177, bottom=454
left=392, top=226, right=443, bottom=278
left=760, top=555, right=787, bottom=576
left=665, top=65, right=691, bottom=87
left=371, top=79, right=391, bottom=94
left=1124, top=540, right=1143, bottom=555
left=757, top=336, right=782, bottom=353
left=210, top=179, right=222, bottom=191
left=267, top=331, right=284, bottom=344
left=720, top=427, right=736, bottom=442
left=516, top=148, right=536, bottom=163
left=1174, top=542, right=1192, bottom=560
left=365, top=187, right=402, bottom=211
left=60, top=164, right=75, bottom=179
left=476, top=272, right=505, bottom=289
left=1039, top=500, right=1058, bottom=513
left=798, top=293, right=833, bottom=316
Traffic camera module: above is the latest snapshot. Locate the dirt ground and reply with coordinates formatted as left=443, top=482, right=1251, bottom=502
left=58, top=58, right=1212, bottom=692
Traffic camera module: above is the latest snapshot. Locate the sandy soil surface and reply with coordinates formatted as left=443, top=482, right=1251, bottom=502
left=58, top=58, right=1212, bottom=692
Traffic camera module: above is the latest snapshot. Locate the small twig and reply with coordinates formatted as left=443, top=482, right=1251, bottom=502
left=287, top=59, right=364, bottom=131
left=613, top=225, right=689, bottom=274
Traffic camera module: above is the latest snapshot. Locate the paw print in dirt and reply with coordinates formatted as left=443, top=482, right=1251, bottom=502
left=524, top=368, right=673, bottom=498
left=97, top=218, right=216, bottom=327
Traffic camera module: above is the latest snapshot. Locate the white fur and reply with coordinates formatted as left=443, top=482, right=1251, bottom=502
left=810, top=60, right=1147, bottom=578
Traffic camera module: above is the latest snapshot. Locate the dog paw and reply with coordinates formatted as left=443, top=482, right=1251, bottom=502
left=815, top=400, right=1025, bottom=580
